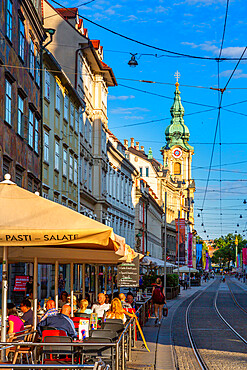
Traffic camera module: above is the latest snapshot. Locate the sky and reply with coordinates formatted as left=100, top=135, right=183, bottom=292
left=52, top=0, right=247, bottom=240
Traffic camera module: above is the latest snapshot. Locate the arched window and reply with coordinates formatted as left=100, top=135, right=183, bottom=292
left=174, top=162, right=181, bottom=175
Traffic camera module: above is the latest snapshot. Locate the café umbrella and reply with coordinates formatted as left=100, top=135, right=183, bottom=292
left=0, top=175, right=139, bottom=350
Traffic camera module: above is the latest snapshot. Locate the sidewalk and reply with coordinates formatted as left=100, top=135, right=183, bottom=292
left=127, top=279, right=215, bottom=370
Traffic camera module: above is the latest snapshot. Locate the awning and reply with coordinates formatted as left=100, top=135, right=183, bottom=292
left=0, top=176, right=140, bottom=263
left=173, top=266, right=198, bottom=273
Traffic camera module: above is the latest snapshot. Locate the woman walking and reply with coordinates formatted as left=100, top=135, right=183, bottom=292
left=152, top=277, right=166, bottom=326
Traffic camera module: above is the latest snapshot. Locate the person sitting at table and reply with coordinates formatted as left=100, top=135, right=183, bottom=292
left=67, top=295, right=78, bottom=313
left=91, top=293, right=110, bottom=318
left=58, top=291, right=68, bottom=308
left=39, top=300, right=58, bottom=322
left=119, top=293, right=131, bottom=309
left=37, top=305, right=77, bottom=339
left=20, top=299, right=33, bottom=326
left=126, top=292, right=135, bottom=308
left=105, top=298, right=126, bottom=323
left=77, top=299, right=92, bottom=314
left=105, top=294, right=111, bottom=305
left=7, top=303, right=25, bottom=334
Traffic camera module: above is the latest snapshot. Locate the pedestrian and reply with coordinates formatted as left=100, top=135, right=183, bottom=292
left=58, top=273, right=66, bottom=298
left=152, top=277, right=166, bottom=326
left=183, top=274, right=188, bottom=290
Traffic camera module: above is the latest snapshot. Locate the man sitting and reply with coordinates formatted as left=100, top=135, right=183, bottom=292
left=20, top=299, right=33, bottom=326
left=119, top=293, right=131, bottom=309
left=37, top=305, right=77, bottom=339
left=91, top=293, right=110, bottom=318
left=40, top=300, right=58, bottom=322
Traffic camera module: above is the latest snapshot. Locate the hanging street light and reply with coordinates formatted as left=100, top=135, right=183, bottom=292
left=128, top=53, right=138, bottom=67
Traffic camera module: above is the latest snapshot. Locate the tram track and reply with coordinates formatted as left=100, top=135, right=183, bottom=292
left=172, top=278, right=247, bottom=369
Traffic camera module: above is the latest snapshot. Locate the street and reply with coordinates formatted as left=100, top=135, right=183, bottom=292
left=129, top=277, right=247, bottom=370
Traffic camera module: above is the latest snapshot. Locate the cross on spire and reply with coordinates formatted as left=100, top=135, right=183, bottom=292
left=174, top=70, right=180, bottom=83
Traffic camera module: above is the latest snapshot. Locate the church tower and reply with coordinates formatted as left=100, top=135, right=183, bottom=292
left=161, top=72, right=195, bottom=224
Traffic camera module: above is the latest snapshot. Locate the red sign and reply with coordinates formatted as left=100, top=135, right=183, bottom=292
left=13, top=276, right=29, bottom=292
left=175, top=218, right=186, bottom=265
left=242, top=248, right=247, bottom=265
left=188, top=233, right=193, bottom=268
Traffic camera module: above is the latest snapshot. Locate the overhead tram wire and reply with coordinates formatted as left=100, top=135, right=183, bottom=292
left=200, top=45, right=247, bottom=215
left=217, top=0, right=230, bottom=235
left=49, top=0, right=247, bottom=61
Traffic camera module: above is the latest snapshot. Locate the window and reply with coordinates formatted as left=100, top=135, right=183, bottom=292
left=88, top=122, right=92, bottom=145
left=28, top=177, right=33, bottom=192
left=63, top=148, right=67, bottom=176
left=5, top=79, right=12, bottom=125
left=19, top=18, right=25, bottom=60
left=139, top=167, right=143, bottom=177
left=54, top=194, right=59, bottom=203
left=44, top=131, right=49, bottom=162
left=79, top=111, right=83, bottom=135
left=85, top=118, right=88, bottom=141
left=70, top=103, right=74, bottom=128
left=88, top=164, right=92, bottom=191
left=28, top=110, right=34, bottom=147
left=34, top=117, right=39, bottom=153
left=75, top=109, right=79, bottom=133
left=84, top=159, right=87, bottom=186
left=3, top=158, right=10, bottom=176
left=69, top=154, right=73, bottom=181
left=64, top=94, right=69, bottom=121
left=6, top=0, right=12, bottom=41
left=101, top=128, right=106, bottom=152
left=74, top=158, right=78, bottom=184
left=29, top=38, right=35, bottom=77
left=16, top=169, right=23, bottom=187
left=45, top=69, right=50, bottom=100
left=43, top=190, right=48, bottom=199
left=17, top=95, right=24, bottom=136
left=55, top=82, right=61, bottom=112
left=145, top=167, right=149, bottom=177
left=55, top=140, right=59, bottom=170
left=174, top=162, right=181, bottom=175
left=35, top=51, right=40, bottom=86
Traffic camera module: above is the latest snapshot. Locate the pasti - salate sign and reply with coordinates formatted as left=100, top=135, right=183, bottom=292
left=117, top=256, right=139, bottom=287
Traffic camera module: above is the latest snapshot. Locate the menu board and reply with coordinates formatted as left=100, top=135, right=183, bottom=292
left=13, top=276, right=29, bottom=292
left=117, top=256, right=139, bottom=288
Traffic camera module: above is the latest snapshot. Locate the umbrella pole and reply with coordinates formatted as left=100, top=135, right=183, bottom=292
left=82, top=264, right=85, bottom=298
left=95, top=265, right=99, bottom=297
left=55, top=261, right=59, bottom=310
left=1, top=246, right=8, bottom=361
left=33, top=257, right=38, bottom=330
left=104, top=266, right=107, bottom=294
left=111, top=266, right=114, bottom=296
left=70, top=263, right=74, bottom=317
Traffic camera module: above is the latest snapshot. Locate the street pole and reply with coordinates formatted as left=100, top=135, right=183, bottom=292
left=178, top=210, right=180, bottom=289
left=163, top=192, right=167, bottom=295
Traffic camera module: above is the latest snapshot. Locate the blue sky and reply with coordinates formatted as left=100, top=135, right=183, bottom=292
left=54, top=0, right=247, bottom=239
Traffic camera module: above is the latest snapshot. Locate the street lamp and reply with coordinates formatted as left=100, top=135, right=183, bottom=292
left=128, top=54, right=138, bottom=67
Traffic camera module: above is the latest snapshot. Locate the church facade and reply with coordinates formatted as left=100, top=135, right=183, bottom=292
left=125, top=78, right=195, bottom=263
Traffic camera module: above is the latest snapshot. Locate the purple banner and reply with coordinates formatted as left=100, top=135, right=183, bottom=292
left=205, top=251, right=209, bottom=271
left=188, top=233, right=193, bottom=268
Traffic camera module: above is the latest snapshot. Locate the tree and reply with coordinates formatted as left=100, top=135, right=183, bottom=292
left=212, top=233, right=247, bottom=269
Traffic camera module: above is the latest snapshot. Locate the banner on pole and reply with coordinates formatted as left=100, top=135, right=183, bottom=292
left=242, top=248, right=247, bottom=265
left=196, top=243, right=202, bottom=270
left=188, top=232, right=193, bottom=268
left=175, top=218, right=186, bottom=265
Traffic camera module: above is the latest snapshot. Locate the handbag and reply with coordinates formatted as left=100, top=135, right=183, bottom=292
left=163, top=303, right=168, bottom=317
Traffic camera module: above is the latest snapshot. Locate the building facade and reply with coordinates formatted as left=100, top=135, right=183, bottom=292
left=43, top=2, right=117, bottom=223
left=0, top=0, right=45, bottom=188
left=42, top=50, right=85, bottom=208
left=106, top=130, right=137, bottom=247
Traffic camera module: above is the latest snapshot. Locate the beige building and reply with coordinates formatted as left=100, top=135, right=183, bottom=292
left=125, top=81, right=195, bottom=262
left=106, top=131, right=138, bottom=247
left=43, top=3, right=117, bottom=222
left=42, top=50, right=85, bottom=208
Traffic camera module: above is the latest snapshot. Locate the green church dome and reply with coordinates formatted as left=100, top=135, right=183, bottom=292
left=163, top=82, right=193, bottom=151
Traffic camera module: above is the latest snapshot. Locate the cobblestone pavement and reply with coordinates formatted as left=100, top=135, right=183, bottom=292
left=187, top=278, right=247, bottom=370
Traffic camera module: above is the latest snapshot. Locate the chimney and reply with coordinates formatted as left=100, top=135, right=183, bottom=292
left=136, top=141, right=139, bottom=150
left=130, top=137, right=134, bottom=148
left=141, top=145, right=145, bottom=152
left=124, top=139, right=128, bottom=149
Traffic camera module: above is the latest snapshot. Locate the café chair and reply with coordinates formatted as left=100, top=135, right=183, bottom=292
left=41, top=335, right=74, bottom=364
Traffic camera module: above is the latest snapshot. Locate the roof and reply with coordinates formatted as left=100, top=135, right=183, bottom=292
left=91, top=40, right=100, bottom=49
left=56, top=7, right=78, bottom=19
left=128, top=147, right=162, bottom=171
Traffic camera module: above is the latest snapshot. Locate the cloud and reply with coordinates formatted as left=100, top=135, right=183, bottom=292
left=122, top=14, right=138, bottom=22
left=181, top=0, right=226, bottom=4
left=217, top=69, right=247, bottom=79
left=137, top=8, right=153, bottom=13
left=108, top=95, right=135, bottom=101
left=110, top=107, right=149, bottom=115
left=155, top=6, right=168, bottom=13
left=182, top=41, right=246, bottom=58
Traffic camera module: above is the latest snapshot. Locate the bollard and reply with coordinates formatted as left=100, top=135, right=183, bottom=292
left=122, top=333, right=125, bottom=370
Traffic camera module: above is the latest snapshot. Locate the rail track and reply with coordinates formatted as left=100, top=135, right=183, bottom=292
left=174, top=279, right=247, bottom=370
